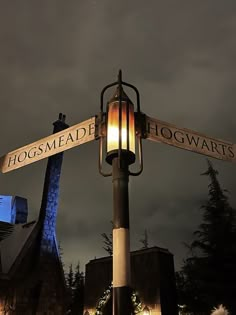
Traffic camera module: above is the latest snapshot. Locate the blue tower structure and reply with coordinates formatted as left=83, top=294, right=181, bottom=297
left=35, top=113, right=69, bottom=314
left=39, top=113, right=68, bottom=256
left=0, top=113, right=69, bottom=315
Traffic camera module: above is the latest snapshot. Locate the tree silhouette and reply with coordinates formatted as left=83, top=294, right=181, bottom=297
left=139, top=229, right=149, bottom=249
left=67, top=263, right=74, bottom=292
left=177, top=160, right=236, bottom=314
left=101, top=221, right=113, bottom=256
left=72, top=262, right=84, bottom=315
left=66, top=262, right=84, bottom=315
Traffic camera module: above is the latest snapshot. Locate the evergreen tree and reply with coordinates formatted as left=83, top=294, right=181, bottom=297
left=65, top=264, right=74, bottom=314
left=101, top=232, right=113, bottom=255
left=139, top=229, right=149, bottom=249
left=177, top=160, right=236, bottom=314
left=101, top=221, right=113, bottom=256
left=67, top=264, right=74, bottom=292
left=72, top=262, right=84, bottom=315
left=66, top=263, right=85, bottom=315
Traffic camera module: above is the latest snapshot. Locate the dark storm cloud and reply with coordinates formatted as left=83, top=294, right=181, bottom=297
left=0, top=0, right=236, bottom=271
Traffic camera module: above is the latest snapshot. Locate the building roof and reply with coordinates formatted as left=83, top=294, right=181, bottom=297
left=87, top=246, right=173, bottom=265
left=0, top=221, right=14, bottom=242
left=0, top=220, right=37, bottom=274
left=84, top=245, right=177, bottom=313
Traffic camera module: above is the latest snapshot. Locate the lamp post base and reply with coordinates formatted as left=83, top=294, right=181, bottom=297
left=113, top=287, right=132, bottom=315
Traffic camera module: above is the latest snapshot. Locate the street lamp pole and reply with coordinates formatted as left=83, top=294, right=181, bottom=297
left=112, top=156, right=131, bottom=314
left=99, top=70, right=143, bottom=315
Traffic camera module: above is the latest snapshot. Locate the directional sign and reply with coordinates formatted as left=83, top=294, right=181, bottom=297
left=145, top=116, right=236, bottom=162
left=0, top=117, right=96, bottom=173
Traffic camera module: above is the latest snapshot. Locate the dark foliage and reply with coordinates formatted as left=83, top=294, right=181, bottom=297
left=67, top=264, right=74, bottom=292
left=66, top=262, right=84, bottom=315
left=176, top=160, right=236, bottom=314
left=139, top=229, right=149, bottom=249
left=101, top=221, right=113, bottom=256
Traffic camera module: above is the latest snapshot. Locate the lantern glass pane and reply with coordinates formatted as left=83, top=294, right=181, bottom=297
left=107, top=102, right=119, bottom=152
left=127, top=103, right=135, bottom=153
left=107, top=101, right=135, bottom=154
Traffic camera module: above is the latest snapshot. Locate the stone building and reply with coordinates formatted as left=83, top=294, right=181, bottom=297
left=0, top=114, right=68, bottom=315
left=84, top=246, right=178, bottom=315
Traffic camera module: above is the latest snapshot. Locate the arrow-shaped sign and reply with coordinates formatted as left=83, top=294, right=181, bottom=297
left=0, top=117, right=96, bottom=173
left=145, top=116, right=236, bottom=162
left=1, top=114, right=235, bottom=174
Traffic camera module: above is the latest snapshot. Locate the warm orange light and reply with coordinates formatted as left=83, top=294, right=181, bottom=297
left=107, top=101, right=135, bottom=154
left=143, top=306, right=150, bottom=315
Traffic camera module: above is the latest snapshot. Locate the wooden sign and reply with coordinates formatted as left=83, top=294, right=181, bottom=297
left=146, top=116, right=236, bottom=162
left=0, top=117, right=96, bottom=173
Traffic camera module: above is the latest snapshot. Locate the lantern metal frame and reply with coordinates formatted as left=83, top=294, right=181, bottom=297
left=98, top=70, right=143, bottom=177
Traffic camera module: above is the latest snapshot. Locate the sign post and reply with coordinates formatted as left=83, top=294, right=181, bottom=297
left=146, top=115, right=235, bottom=162
left=0, top=71, right=235, bottom=315
left=0, top=117, right=96, bottom=173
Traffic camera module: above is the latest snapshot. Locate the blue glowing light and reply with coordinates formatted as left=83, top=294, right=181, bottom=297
left=0, top=195, right=13, bottom=223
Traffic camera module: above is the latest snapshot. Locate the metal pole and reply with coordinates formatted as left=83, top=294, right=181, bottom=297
left=112, top=156, right=131, bottom=315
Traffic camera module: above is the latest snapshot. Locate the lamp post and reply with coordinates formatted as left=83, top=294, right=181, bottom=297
left=1, top=69, right=234, bottom=315
left=99, top=70, right=143, bottom=315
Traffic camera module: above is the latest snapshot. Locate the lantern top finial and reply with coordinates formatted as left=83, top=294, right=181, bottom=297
left=109, top=85, right=133, bottom=105
left=118, top=69, right=122, bottom=82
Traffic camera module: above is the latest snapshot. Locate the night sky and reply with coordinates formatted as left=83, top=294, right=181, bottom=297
left=0, top=1, right=235, bottom=272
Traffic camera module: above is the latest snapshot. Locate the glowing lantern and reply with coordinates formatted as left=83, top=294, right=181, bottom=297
left=99, top=70, right=143, bottom=177
left=106, top=86, right=135, bottom=165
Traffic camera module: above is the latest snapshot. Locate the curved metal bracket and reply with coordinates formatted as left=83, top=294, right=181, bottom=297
left=100, top=70, right=141, bottom=114
left=100, top=81, right=117, bottom=113
left=97, top=113, right=112, bottom=177
left=129, top=135, right=143, bottom=176
left=99, top=136, right=112, bottom=177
